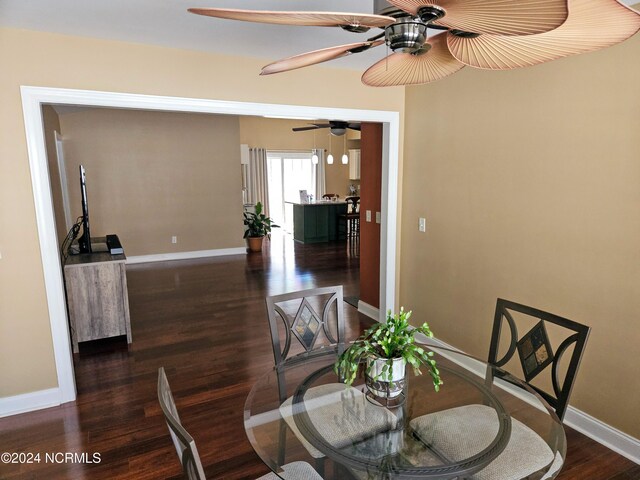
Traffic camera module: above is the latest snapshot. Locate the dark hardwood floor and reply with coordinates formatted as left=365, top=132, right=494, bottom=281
left=0, top=233, right=636, bottom=479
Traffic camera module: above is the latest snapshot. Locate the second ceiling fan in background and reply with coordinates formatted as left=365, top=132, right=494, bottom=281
left=292, top=121, right=361, bottom=136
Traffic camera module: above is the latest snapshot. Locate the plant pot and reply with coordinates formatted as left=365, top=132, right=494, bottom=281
left=365, top=357, right=406, bottom=399
left=246, top=236, right=264, bottom=253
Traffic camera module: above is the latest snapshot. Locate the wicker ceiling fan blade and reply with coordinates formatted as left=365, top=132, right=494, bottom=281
left=362, top=33, right=465, bottom=87
left=261, top=40, right=384, bottom=75
left=387, top=0, right=568, bottom=35
left=447, top=0, right=640, bottom=70
left=188, top=8, right=395, bottom=29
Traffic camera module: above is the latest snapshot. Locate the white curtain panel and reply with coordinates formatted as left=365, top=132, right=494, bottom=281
left=314, top=148, right=326, bottom=200
left=248, top=147, right=270, bottom=215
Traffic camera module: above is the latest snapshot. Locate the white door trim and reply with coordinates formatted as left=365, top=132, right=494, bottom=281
left=19, top=86, right=401, bottom=406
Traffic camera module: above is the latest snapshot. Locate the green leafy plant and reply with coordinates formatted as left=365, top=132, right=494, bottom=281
left=334, top=308, right=442, bottom=391
left=243, top=202, right=279, bottom=238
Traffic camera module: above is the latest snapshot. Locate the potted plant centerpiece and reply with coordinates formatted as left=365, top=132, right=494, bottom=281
left=243, top=201, right=279, bottom=252
left=335, top=308, right=442, bottom=400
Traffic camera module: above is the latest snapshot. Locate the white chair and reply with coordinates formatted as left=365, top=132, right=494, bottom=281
left=158, top=367, right=323, bottom=480
left=409, top=299, right=590, bottom=479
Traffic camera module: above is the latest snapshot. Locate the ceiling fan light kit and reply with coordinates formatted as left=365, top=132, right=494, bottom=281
left=189, top=0, right=640, bottom=86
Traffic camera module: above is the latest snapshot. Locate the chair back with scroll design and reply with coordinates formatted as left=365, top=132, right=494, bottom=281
left=488, top=299, right=590, bottom=420
left=158, top=367, right=207, bottom=480
left=266, top=286, right=345, bottom=369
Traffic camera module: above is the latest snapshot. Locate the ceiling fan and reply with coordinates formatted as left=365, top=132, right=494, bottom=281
left=292, top=120, right=361, bottom=136
left=189, top=0, right=640, bottom=87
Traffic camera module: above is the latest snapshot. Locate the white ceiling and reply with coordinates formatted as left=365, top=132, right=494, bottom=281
left=0, top=0, right=391, bottom=70
left=2, top=1, right=637, bottom=73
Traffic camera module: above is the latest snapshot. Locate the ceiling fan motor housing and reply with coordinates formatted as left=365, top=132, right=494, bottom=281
left=386, top=17, right=428, bottom=53
left=373, top=0, right=402, bottom=17
left=330, top=121, right=348, bottom=136
left=374, top=0, right=445, bottom=53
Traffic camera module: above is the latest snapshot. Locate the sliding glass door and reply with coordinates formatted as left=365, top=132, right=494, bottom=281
left=267, top=151, right=316, bottom=233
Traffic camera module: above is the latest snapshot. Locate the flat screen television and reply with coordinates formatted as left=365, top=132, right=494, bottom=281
left=77, top=165, right=92, bottom=254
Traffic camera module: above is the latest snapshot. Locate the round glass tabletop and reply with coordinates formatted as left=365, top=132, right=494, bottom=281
left=244, top=346, right=566, bottom=479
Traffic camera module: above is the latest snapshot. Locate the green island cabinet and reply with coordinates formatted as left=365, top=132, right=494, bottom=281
left=292, top=202, right=348, bottom=243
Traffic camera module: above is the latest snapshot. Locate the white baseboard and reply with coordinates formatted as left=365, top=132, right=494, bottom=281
left=0, top=388, right=61, bottom=418
left=564, top=407, right=640, bottom=465
left=358, top=300, right=380, bottom=321
left=424, top=336, right=640, bottom=465
left=126, top=247, right=246, bottom=265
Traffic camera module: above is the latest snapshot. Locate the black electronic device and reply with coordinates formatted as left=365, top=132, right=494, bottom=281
left=106, top=234, right=124, bottom=255
left=77, top=165, right=92, bottom=254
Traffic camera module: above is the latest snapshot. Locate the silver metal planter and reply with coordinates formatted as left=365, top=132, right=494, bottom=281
left=365, top=357, right=406, bottom=401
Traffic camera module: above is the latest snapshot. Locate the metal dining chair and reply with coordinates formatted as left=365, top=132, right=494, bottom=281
left=265, top=286, right=396, bottom=469
left=410, top=299, right=590, bottom=479
left=157, top=367, right=322, bottom=480
left=266, top=286, right=346, bottom=368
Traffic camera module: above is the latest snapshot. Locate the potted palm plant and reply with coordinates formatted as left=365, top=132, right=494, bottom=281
left=243, top=201, right=279, bottom=252
left=335, top=308, right=442, bottom=399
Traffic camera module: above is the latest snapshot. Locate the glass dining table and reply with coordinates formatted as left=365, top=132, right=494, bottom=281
left=244, top=345, right=566, bottom=479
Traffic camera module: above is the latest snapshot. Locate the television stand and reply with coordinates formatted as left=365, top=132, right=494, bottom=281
left=63, top=236, right=132, bottom=353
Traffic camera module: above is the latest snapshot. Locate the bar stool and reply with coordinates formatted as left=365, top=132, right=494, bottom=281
left=340, top=196, right=360, bottom=239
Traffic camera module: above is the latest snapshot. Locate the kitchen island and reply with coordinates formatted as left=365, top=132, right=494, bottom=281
left=288, top=201, right=348, bottom=243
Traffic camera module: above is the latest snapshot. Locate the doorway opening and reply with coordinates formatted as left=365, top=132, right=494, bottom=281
left=21, top=86, right=400, bottom=407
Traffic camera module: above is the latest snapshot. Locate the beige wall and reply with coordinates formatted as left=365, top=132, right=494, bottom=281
left=239, top=117, right=353, bottom=198
left=57, top=108, right=243, bottom=256
left=400, top=35, right=640, bottom=437
left=0, top=27, right=404, bottom=397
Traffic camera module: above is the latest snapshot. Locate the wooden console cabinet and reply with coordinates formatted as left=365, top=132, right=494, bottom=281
left=64, top=244, right=132, bottom=353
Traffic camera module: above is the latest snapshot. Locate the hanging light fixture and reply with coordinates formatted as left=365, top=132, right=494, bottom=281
left=327, top=131, right=334, bottom=164
left=341, top=134, right=348, bottom=165
left=311, top=129, right=319, bottom=164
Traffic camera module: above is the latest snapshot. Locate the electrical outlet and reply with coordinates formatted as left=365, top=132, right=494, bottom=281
left=171, top=236, right=178, bottom=244
left=375, top=212, right=381, bottom=224
left=419, top=217, right=426, bottom=232
left=366, top=210, right=372, bottom=222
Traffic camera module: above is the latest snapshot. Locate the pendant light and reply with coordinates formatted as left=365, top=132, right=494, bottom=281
left=311, top=129, right=319, bottom=164
left=327, top=131, right=334, bottom=164
left=341, top=134, right=349, bottom=164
